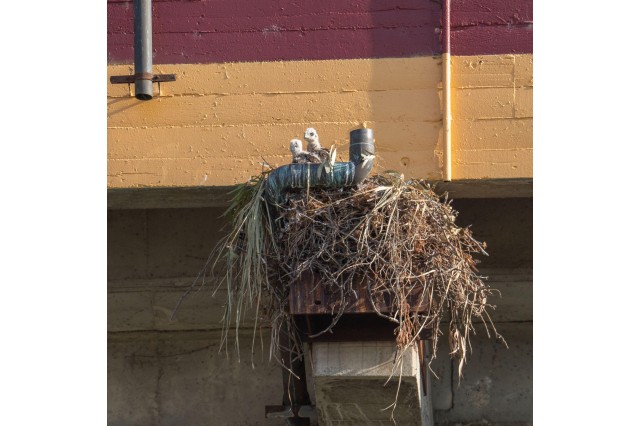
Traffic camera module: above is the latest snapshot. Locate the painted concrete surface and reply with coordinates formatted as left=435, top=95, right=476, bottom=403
left=106, top=0, right=533, bottom=187
left=434, top=323, right=533, bottom=425
left=107, top=52, right=533, bottom=188
left=108, top=0, right=533, bottom=62
left=107, top=325, right=531, bottom=425
left=451, top=54, right=533, bottom=180
left=311, top=342, right=432, bottom=425
left=450, top=0, right=533, bottom=55
left=108, top=0, right=441, bottom=64
left=107, top=199, right=532, bottom=425
left=107, top=57, right=443, bottom=188
left=108, top=331, right=283, bottom=426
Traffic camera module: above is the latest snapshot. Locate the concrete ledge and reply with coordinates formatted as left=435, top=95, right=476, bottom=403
left=107, top=186, right=235, bottom=210
left=434, top=178, right=532, bottom=199
left=107, top=178, right=532, bottom=210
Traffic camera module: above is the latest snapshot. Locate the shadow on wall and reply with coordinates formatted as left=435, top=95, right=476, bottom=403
left=367, top=0, right=443, bottom=179
left=453, top=197, right=533, bottom=269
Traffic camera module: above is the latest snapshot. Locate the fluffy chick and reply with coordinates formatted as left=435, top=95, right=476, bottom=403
left=290, top=139, right=321, bottom=164
left=304, top=127, right=329, bottom=162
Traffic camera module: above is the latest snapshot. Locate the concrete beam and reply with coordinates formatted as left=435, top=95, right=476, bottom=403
left=108, top=330, right=283, bottom=426
left=107, top=178, right=532, bottom=210
left=434, top=322, right=533, bottom=425
left=108, top=268, right=531, bottom=333
left=311, top=341, right=433, bottom=425
left=107, top=186, right=235, bottom=210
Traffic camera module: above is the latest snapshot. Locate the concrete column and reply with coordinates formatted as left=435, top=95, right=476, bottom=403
left=310, top=341, right=433, bottom=425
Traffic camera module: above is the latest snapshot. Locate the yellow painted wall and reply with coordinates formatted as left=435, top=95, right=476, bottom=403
left=107, top=54, right=533, bottom=188
left=451, top=54, right=533, bottom=179
left=108, top=57, right=443, bottom=188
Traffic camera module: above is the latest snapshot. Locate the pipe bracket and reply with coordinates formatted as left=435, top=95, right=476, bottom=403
left=109, top=74, right=177, bottom=84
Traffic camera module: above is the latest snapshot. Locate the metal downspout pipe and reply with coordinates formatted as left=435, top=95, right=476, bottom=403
left=109, top=0, right=175, bottom=95
left=134, top=0, right=153, bottom=100
left=443, top=0, right=452, bottom=181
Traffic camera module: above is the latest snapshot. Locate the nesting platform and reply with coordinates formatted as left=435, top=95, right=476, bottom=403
left=288, top=270, right=432, bottom=343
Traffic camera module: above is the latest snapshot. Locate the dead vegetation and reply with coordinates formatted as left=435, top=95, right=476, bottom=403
left=189, top=170, right=505, bottom=382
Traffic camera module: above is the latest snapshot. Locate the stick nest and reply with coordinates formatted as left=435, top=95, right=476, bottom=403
left=203, top=171, right=505, bottom=379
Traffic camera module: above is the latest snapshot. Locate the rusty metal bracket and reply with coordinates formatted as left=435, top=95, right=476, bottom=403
left=109, top=73, right=176, bottom=84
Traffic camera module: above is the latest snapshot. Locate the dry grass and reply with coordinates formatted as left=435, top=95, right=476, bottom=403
left=185, top=170, right=505, bottom=382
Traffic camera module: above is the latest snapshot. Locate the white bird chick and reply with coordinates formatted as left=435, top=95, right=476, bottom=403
left=290, top=139, right=303, bottom=158
left=290, top=139, right=321, bottom=164
left=304, top=127, right=329, bottom=161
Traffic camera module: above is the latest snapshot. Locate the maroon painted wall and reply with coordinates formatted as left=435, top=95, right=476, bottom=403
left=107, top=0, right=442, bottom=64
left=107, top=0, right=533, bottom=64
left=450, top=0, right=533, bottom=55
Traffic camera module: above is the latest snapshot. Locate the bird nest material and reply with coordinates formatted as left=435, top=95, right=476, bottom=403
left=195, top=170, right=504, bottom=381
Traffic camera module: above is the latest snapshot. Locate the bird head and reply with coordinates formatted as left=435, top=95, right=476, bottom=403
left=304, top=127, right=320, bottom=150
left=289, top=139, right=303, bottom=155
left=304, top=128, right=318, bottom=142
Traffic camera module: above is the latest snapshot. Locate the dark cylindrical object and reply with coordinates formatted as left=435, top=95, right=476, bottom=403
left=349, top=128, right=375, bottom=184
left=134, top=0, right=153, bottom=100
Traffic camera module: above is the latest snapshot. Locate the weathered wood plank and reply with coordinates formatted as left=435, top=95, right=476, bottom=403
left=289, top=271, right=430, bottom=315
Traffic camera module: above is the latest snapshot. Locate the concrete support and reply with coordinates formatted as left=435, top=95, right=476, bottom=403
left=107, top=201, right=532, bottom=425
left=311, top=341, right=433, bottom=425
